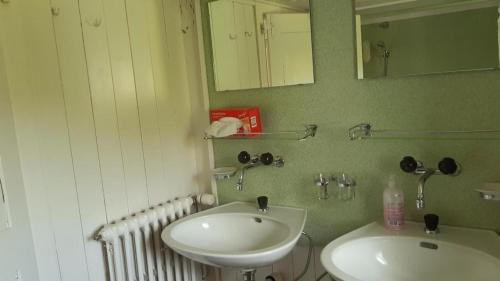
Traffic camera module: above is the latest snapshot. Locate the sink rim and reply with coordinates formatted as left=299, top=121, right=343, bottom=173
left=163, top=212, right=297, bottom=258
left=161, top=201, right=307, bottom=264
left=321, top=221, right=500, bottom=281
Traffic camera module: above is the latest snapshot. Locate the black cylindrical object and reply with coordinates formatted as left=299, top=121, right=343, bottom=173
left=400, top=156, right=418, bottom=173
left=257, top=196, right=268, bottom=210
left=424, top=214, right=439, bottom=231
left=438, top=157, right=458, bottom=175
left=260, top=153, right=274, bottom=165
left=238, top=151, right=251, bottom=164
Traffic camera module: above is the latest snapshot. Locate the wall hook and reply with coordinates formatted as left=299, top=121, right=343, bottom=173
left=85, top=17, right=102, bottom=28
left=51, top=7, right=60, bottom=16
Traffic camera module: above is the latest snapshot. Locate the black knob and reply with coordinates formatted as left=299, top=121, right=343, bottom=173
left=238, top=151, right=251, bottom=164
left=257, top=196, right=268, bottom=210
left=438, top=157, right=458, bottom=175
left=424, top=214, right=439, bottom=231
left=260, top=153, right=274, bottom=165
left=400, top=156, right=418, bottom=173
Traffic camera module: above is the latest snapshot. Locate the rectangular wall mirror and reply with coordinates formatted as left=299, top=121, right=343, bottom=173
left=207, top=0, right=314, bottom=91
left=354, top=0, right=500, bottom=79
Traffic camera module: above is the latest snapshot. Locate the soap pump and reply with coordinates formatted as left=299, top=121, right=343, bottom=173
left=383, top=175, right=405, bottom=230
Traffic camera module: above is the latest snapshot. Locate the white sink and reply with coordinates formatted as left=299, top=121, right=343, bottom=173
left=322, top=222, right=500, bottom=281
left=161, top=202, right=306, bottom=268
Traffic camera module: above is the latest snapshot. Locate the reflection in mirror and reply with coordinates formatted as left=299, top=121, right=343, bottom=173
left=208, top=0, right=314, bottom=91
left=354, top=0, right=500, bottom=79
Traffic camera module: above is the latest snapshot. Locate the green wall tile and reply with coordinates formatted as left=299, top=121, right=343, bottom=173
left=202, top=0, right=500, bottom=245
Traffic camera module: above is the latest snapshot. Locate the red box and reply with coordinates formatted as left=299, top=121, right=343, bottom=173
left=210, top=107, right=262, bottom=137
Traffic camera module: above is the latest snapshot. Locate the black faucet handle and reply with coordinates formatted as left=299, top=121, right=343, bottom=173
left=260, top=153, right=274, bottom=165
left=424, top=214, right=439, bottom=232
left=438, top=157, right=459, bottom=175
left=257, top=196, right=268, bottom=211
left=400, top=156, right=419, bottom=173
left=238, top=151, right=251, bottom=164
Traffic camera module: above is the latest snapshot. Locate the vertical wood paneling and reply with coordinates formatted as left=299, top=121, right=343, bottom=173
left=101, top=0, right=149, bottom=213
left=186, top=0, right=215, bottom=196
left=0, top=27, right=43, bottom=281
left=125, top=0, right=170, bottom=205
left=125, top=0, right=168, bottom=205
left=0, top=2, right=62, bottom=279
left=5, top=0, right=213, bottom=280
left=160, top=0, right=200, bottom=197
left=17, top=1, right=89, bottom=280
left=78, top=0, right=130, bottom=222
left=49, top=0, right=108, bottom=280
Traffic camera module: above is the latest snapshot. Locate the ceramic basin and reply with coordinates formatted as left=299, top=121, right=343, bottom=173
left=322, top=222, right=500, bottom=281
left=161, top=202, right=306, bottom=268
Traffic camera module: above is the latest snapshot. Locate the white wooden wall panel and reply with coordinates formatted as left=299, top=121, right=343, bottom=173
left=78, top=0, right=131, bottom=222
left=125, top=0, right=168, bottom=205
left=101, top=0, right=150, bottom=213
left=160, top=0, right=201, bottom=198
left=0, top=3, right=62, bottom=280
left=4, top=0, right=213, bottom=281
left=0, top=27, right=40, bottom=281
left=16, top=1, right=89, bottom=280
left=49, top=0, right=108, bottom=279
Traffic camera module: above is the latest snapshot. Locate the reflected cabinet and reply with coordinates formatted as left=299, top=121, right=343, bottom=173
left=208, top=0, right=314, bottom=91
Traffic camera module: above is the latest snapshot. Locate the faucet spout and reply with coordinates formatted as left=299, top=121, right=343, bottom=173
left=236, top=162, right=261, bottom=191
left=416, top=169, right=436, bottom=209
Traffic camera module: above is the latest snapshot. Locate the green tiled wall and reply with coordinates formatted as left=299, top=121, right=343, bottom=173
left=202, top=0, right=500, bottom=244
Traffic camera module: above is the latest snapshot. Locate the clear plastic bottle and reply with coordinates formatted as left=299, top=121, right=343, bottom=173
left=383, top=175, right=405, bottom=230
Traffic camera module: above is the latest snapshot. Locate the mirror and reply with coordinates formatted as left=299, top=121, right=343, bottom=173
left=207, top=0, right=314, bottom=91
left=354, top=0, right=500, bottom=79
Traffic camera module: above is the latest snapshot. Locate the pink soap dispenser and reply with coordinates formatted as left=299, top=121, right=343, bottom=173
left=383, top=175, right=405, bottom=230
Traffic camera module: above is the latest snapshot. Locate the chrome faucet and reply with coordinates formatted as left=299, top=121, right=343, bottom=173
left=414, top=168, right=436, bottom=209
left=236, top=151, right=284, bottom=191
left=236, top=157, right=261, bottom=191
left=400, top=156, right=460, bottom=209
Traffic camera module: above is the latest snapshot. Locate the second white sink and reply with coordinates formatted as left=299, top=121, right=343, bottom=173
left=322, top=222, right=500, bottom=281
left=162, top=202, right=306, bottom=268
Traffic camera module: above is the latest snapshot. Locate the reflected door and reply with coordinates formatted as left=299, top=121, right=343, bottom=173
left=266, top=13, right=314, bottom=87
left=209, top=0, right=260, bottom=91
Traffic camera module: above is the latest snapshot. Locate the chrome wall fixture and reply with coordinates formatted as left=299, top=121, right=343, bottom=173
left=400, top=156, right=461, bottom=209
left=236, top=151, right=284, bottom=191
left=313, top=173, right=356, bottom=201
left=204, top=124, right=318, bottom=141
left=349, top=123, right=500, bottom=140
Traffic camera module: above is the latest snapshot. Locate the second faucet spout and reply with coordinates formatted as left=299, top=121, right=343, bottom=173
left=416, top=169, right=436, bottom=209
left=236, top=161, right=261, bottom=191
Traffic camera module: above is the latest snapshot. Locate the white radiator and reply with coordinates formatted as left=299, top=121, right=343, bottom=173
left=95, top=196, right=202, bottom=281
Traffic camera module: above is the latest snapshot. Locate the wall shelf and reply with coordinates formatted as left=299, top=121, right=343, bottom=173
left=204, top=124, right=318, bottom=141
left=349, top=123, right=500, bottom=140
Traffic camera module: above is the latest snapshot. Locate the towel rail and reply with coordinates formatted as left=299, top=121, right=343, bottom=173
left=349, top=123, right=500, bottom=140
